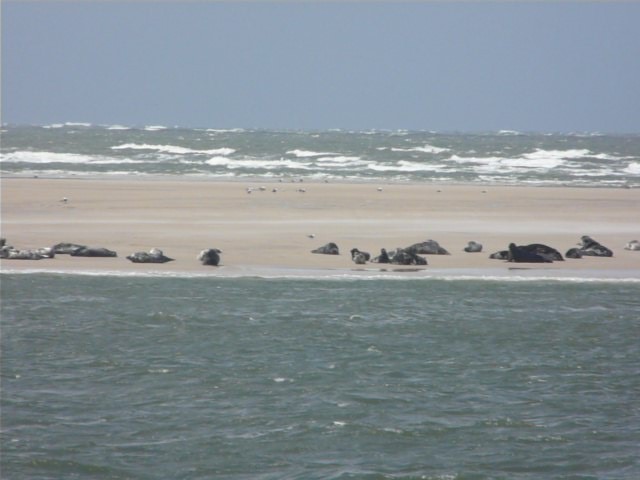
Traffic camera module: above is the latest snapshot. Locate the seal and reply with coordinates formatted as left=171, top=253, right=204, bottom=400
left=198, top=248, right=222, bottom=266
left=312, top=242, right=339, bottom=255
left=372, top=248, right=391, bottom=264
left=578, top=236, right=613, bottom=257
left=70, top=247, right=117, bottom=257
left=405, top=239, right=450, bottom=255
left=391, top=248, right=427, bottom=265
left=126, top=248, right=173, bottom=263
left=464, top=241, right=483, bottom=253
left=508, top=243, right=552, bottom=263
left=565, top=247, right=583, bottom=259
left=350, top=248, right=371, bottom=264
left=490, top=243, right=563, bottom=262
left=53, top=242, right=87, bottom=254
left=624, top=240, right=639, bottom=251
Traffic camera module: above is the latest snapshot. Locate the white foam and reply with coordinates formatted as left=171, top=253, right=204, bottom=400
left=624, top=162, right=640, bottom=174
left=205, top=157, right=312, bottom=170
left=287, top=149, right=337, bottom=158
left=111, top=144, right=235, bottom=156
left=0, top=151, right=138, bottom=164
left=105, top=124, right=130, bottom=130
left=390, top=144, right=450, bottom=154
left=2, top=267, right=639, bottom=283
left=144, top=125, right=167, bottom=131
left=316, top=156, right=365, bottom=165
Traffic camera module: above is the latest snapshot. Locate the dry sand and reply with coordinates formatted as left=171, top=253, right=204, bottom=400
left=1, top=177, right=639, bottom=277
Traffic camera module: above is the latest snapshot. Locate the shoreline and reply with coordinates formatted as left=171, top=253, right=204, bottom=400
left=2, top=177, right=639, bottom=279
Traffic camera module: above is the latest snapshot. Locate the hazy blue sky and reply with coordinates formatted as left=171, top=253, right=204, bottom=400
left=3, top=1, right=639, bottom=132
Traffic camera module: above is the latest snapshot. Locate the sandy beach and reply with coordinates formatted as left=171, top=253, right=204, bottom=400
left=1, top=177, right=639, bottom=277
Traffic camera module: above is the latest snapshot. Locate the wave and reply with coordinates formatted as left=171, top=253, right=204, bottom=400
left=1, top=151, right=145, bottom=165
left=624, top=162, right=640, bottom=174
left=111, top=143, right=235, bottom=156
left=2, top=267, right=639, bottom=283
left=205, top=157, right=313, bottom=170
left=367, top=161, right=450, bottom=172
left=144, top=125, right=167, bottom=131
left=389, top=144, right=450, bottom=154
left=287, top=149, right=338, bottom=158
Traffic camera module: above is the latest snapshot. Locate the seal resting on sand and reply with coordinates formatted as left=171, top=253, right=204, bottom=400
left=390, top=248, right=428, bottom=265
left=464, top=241, right=483, bottom=253
left=53, top=242, right=86, bottom=254
left=490, top=243, right=563, bottom=262
left=372, top=248, right=391, bottom=264
left=2, top=247, right=54, bottom=260
left=71, top=247, right=117, bottom=257
left=126, top=248, right=173, bottom=263
left=508, top=243, right=552, bottom=263
left=350, top=248, right=371, bottom=264
left=565, top=247, right=583, bottom=259
left=578, top=236, right=613, bottom=257
left=312, top=242, right=339, bottom=255
left=405, top=239, right=450, bottom=255
left=625, top=240, right=640, bottom=251
left=198, top=248, right=222, bottom=266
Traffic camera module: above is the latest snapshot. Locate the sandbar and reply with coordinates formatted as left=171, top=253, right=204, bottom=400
left=1, top=177, right=639, bottom=278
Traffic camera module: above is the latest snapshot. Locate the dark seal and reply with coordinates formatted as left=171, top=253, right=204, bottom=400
left=198, top=248, right=222, bottom=266
left=312, top=242, right=339, bottom=255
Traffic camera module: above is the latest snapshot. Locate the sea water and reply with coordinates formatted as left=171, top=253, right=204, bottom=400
left=1, top=124, right=639, bottom=187
left=2, top=125, right=640, bottom=478
left=2, top=273, right=639, bottom=479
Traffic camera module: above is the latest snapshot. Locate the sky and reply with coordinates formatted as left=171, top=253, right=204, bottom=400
left=2, top=1, right=640, bottom=133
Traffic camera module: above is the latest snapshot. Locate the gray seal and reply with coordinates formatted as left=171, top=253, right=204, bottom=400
left=126, top=248, right=173, bottom=263
left=198, top=248, right=222, bottom=266
left=464, top=241, right=483, bottom=253
left=71, top=247, right=117, bottom=257
left=312, top=242, right=339, bottom=255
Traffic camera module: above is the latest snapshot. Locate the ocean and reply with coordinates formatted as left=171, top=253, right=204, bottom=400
left=1, top=124, right=639, bottom=187
left=2, top=125, right=640, bottom=479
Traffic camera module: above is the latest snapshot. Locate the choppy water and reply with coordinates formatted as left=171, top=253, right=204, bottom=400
left=2, top=273, right=639, bottom=479
left=2, top=124, right=639, bottom=187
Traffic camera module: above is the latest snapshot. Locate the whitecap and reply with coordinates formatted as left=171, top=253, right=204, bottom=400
left=287, top=149, right=337, bottom=158
left=144, top=125, right=167, bottom=131
left=111, top=143, right=235, bottom=156
left=390, top=144, right=450, bottom=154
left=1, top=151, right=126, bottom=164
left=623, top=162, right=640, bottom=174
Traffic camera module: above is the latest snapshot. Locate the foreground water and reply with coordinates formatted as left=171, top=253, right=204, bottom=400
left=2, top=124, right=639, bottom=187
left=2, top=273, right=639, bottom=479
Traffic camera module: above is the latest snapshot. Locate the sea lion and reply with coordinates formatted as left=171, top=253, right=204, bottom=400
left=464, top=241, right=483, bottom=253
left=312, top=242, right=339, bottom=255
left=405, top=239, right=450, bottom=255
left=126, top=248, right=172, bottom=263
left=198, top=248, right=222, bottom=266
left=578, top=236, right=613, bottom=257
left=71, top=247, right=117, bottom=257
